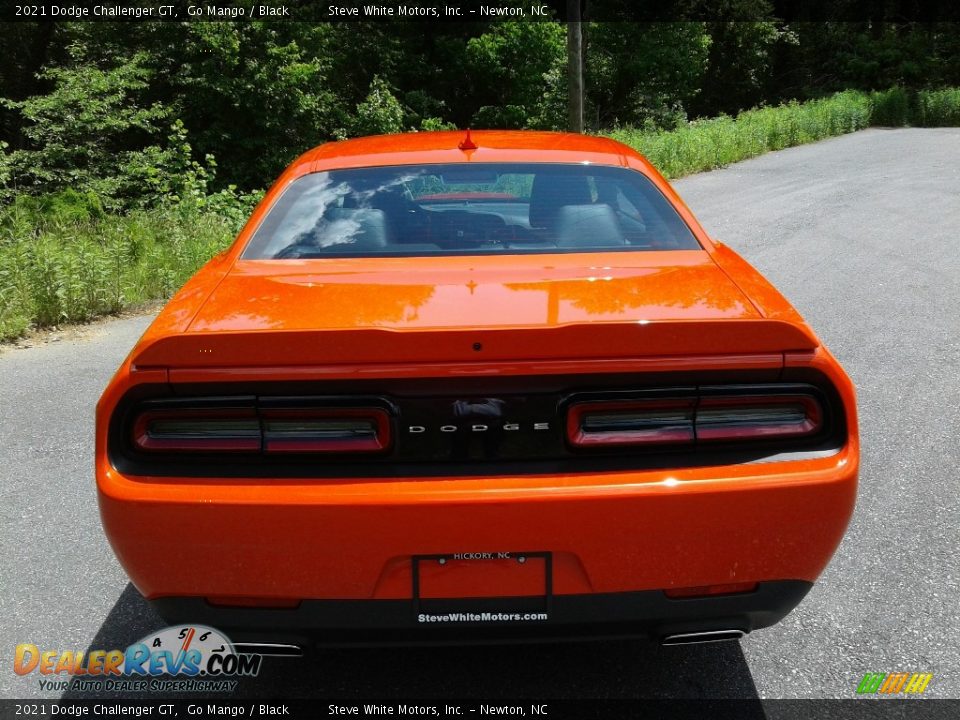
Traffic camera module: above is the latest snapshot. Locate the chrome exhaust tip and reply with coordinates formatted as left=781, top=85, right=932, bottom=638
left=661, top=629, right=746, bottom=646
left=232, top=642, right=304, bottom=657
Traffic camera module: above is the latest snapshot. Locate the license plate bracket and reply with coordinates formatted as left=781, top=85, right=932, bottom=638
left=412, top=551, right=552, bottom=620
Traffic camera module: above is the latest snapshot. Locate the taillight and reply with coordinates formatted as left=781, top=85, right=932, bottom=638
left=261, top=408, right=391, bottom=454
left=567, top=389, right=824, bottom=449
left=133, top=408, right=261, bottom=452
left=566, top=398, right=695, bottom=447
left=696, top=395, right=821, bottom=442
left=131, top=401, right=392, bottom=455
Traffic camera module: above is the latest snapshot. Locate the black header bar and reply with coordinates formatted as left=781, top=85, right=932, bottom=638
left=3, top=0, right=959, bottom=23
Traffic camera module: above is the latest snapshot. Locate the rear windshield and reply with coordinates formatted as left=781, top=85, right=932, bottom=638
left=242, top=163, right=700, bottom=259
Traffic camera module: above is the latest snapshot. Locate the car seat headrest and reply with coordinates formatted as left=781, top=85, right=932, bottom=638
left=552, top=204, right=625, bottom=248
left=528, top=175, right=593, bottom=229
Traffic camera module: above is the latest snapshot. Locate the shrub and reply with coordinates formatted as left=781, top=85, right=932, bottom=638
left=914, top=88, right=960, bottom=127
left=869, top=88, right=911, bottom=126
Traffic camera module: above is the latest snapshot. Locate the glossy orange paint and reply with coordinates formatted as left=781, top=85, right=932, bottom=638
left=96, top=131, right=858, bottom=617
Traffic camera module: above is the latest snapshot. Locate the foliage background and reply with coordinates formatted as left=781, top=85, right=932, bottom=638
left=4, top=6, right=959, bottom=205
left=1, top=5, right=959, bottom=339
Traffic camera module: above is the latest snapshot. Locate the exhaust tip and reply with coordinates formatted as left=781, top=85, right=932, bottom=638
left=661, top=629, right=746, bottom=646
left=233, top=642, right=304, bottom=657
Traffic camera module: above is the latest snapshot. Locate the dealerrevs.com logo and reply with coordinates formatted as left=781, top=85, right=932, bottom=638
left=14, top=625, right=262, bottom=693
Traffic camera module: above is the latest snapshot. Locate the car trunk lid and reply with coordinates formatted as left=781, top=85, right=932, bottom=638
left=132, top=251, right=818, bottom=368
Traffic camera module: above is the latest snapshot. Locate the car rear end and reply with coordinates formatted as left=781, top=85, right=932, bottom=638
left=95, top=135, right=858, bottom=645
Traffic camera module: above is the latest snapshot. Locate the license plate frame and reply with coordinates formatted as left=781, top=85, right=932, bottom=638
left=412, top=551, right=552, bottom=620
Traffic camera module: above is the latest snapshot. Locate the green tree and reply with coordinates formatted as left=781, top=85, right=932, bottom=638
left=689, top=1, right=786, bottom=117
left=1, top=51, right=179, bottom=204
left=350, top=76, right=405, bottom=137
left=465, top=20, right=567, bottom=129
left=161, top=23, right=349, bottom=189
left=585, top=22, right=712, bottom=129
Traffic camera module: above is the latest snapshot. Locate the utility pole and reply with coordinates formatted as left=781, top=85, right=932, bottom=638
left=567, top=0, right=583, bottom=133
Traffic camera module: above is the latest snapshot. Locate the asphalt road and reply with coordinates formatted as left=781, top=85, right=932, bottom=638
left=2, top=128, right=958, bottom=701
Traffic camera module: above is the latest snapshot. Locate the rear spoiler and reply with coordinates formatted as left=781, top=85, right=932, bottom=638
left=131, top=320, right=818, bottom=369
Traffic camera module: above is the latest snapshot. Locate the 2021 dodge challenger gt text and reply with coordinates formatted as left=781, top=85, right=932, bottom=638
left=96, top=131, right=858, bottom=646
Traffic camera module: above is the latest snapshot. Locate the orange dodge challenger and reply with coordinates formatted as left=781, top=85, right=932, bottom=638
left=96, top=131, right=858, bottom=647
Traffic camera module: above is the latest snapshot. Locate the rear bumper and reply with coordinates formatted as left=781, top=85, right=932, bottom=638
left=151, top=580, right=813, bottom=646
left=97, top=442, right=857, bottom=641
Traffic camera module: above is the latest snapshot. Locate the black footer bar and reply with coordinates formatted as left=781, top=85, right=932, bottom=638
left=2, top=699, right=958, bottom=720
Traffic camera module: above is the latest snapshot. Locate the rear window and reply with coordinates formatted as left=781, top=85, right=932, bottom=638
left=242, top=163, right=700, bottom=259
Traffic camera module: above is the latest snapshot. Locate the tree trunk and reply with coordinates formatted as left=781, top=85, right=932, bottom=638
left=567, top=0, right=583, bottom=133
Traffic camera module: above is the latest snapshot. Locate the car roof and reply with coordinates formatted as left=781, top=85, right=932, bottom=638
left=299, top=130, right=646, bottom=173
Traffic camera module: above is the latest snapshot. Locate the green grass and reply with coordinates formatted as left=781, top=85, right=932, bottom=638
left=606, top=87, right=960, bottom=179
left=609, top=91, right=872, bottom=178
left=0, top=198, right=236, bottom=340
left=2, top=86, right=960, bottom=342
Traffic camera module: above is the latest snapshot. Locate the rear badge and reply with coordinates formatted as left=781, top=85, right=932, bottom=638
left=407, top=422, right=549, bottom=433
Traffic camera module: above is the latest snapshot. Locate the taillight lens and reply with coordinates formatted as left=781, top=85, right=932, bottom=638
left=131, top=403, right=392, bottom=455
left=567, top=399, right=695, bottom=447
left=567, top=391, right=823, bottom=449
left=696, top=395, right=821, bottom=442
left=133, top=409, right=261, bottom=452
left=262, top=408, right=391, bottom=454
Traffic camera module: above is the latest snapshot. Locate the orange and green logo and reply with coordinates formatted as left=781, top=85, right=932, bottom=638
left=856, top=672, right=933, bottom=695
